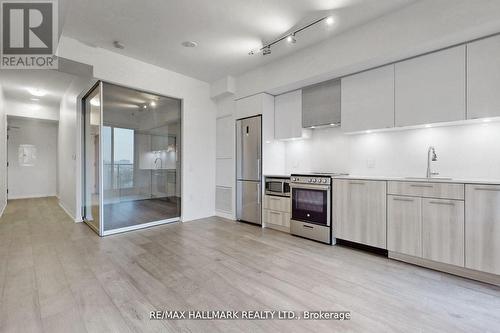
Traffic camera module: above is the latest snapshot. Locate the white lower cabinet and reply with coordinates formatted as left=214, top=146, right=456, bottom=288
left=263, top=195, right=290, bottom=231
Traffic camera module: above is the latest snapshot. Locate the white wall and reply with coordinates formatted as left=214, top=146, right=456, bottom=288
left=7, top=117, right=58, bottom=199
left=57, top=36, right=217, bottom=222
left=284, top=122, right=500, bottom=181
left=0, top=85, right=6, bottom=217
left=58, top=77, right=91, bottom=221
left=5, top=100, right=59, bottom=121
left=235, top=0, right=500, bottom=98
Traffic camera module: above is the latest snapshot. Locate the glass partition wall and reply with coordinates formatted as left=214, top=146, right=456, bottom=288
left=82, top=82, right=181, bottom=235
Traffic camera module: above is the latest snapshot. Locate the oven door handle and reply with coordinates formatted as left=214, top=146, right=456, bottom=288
left=290, top=184, right=331, bottom=191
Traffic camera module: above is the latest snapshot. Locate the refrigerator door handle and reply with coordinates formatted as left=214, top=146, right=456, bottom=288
left=257, top=183, right=261, bottom=204
left=257, top=158, right=261, bottom=179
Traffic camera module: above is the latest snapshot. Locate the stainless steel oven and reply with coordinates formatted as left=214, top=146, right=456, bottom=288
left=265, top=177, right=290, bottom=197
left=290, top=174, right=331, bottom=244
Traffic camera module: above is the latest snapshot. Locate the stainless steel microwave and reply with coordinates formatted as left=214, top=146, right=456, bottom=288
left=265, top=177, right=290, bottom=197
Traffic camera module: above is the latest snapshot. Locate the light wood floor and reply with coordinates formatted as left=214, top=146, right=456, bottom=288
left=1, top=197, right=499, bottom=333
left=103, top=198, right=180, bottom=231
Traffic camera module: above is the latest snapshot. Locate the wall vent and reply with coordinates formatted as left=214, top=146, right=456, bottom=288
left=216, top=186, right=232, bottom=213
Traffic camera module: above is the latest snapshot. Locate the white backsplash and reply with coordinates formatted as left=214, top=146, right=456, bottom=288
left=285, top=121, right=500, bottom=180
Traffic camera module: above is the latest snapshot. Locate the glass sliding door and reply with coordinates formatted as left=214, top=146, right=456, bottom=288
left=82, top=83, right=103, bottom=235
left=95, top=82, right=182, bottom=234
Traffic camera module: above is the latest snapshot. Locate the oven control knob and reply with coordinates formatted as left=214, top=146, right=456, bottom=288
left=313, top=179, right=317, bottom=183
left=308, top=179, right=312, bottom=183
left=323, top=179, right=327, bottom=183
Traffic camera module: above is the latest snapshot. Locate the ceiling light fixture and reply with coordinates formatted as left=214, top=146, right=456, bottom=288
left=143, top=105, right=147, bottom=109
left=150, top=101, right=156, bottom=107
left=27, top=88, right=46, bottom=97
left=182, top=41, right=198, bottom=48
left=113, top=41, right=125, bottom=49
left=249, top=15, right=335, bottom=56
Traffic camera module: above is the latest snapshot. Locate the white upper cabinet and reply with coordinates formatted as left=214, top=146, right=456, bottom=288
left=395, top=45, right=466, bottom=127
left=467, top=34, right=500, bottom=119
left=274, top=90, right=310, bottom=140
left=341, top=65, right=395, bottom=132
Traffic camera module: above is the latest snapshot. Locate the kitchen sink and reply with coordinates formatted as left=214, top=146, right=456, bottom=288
left=404, top=177, right=453, bottom=181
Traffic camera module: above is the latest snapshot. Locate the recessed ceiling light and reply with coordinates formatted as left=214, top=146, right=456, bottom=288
left=30, top=98, right=39, bottom=101
left=425, top=124, right=432, bottom=128
left=143, top=105, right=147, bottom=109
left=483, top=118, right=491, bottom=123
left=113, top=41, right=125, bottom=49
left=286, top=35, right=296, bottom=44
left=181, top=41, right=198, bottom=48
left=150, top=101, right=156, bottom=107
left=366, top=130, right=372, bottom=134
left=27, top=88, right=46, bottom=97
left=325, top=16, right=334, bottom=26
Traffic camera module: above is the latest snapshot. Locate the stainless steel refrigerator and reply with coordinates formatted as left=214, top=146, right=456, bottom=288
left=236, top=115, right=262, bottom=225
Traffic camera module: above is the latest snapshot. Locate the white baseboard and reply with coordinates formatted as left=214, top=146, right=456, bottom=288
left=215, top=210, right=235, bottom=220
left=58, top=200, right=81, bottom=222
left=8, top=193, right=57, bottom=200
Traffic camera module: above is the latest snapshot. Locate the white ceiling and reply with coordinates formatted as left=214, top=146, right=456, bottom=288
left=0, top=70, right=75, bottom=109
left=61, top=0, right=417, bottom=82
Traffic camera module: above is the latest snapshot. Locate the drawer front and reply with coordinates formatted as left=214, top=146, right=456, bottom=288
left=388, top=181, right=464, bottom=200
left=263, top=195, right=290, bottom=213
left=263, top=209, right=290, bottom=227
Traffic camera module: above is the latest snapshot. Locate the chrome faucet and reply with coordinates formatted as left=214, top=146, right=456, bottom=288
left=426, top=146, right=439, bottom=178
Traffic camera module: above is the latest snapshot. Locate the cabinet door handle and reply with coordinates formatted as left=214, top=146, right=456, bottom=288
left=303, top=224, right=314, bottom=229
left=428, top=201, right=455, bottom=206
left=392, top=197, right=414, bottom=202
left=474, top=187, right=500, bottom=192
left=270, top=211, right=281, bottom=215
left=270, top=197, right=280, bottom=201
left=410, top=184, right=434, bottom=188
left=349, top=181, right=365, bottom=185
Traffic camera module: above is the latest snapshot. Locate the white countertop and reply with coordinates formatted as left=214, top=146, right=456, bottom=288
left=264, top=174, right=500, bottom=185
left=333, top=175, right=500, bottom=185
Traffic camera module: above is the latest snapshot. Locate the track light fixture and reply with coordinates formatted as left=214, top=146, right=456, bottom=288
left=249, top=16, right=334, bottom=56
